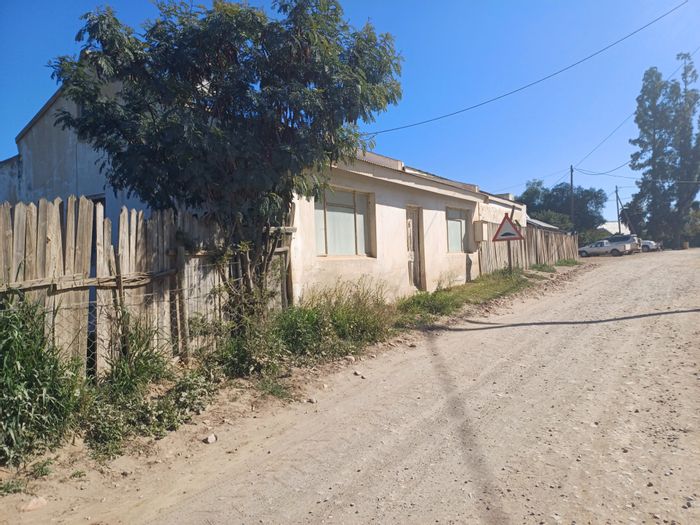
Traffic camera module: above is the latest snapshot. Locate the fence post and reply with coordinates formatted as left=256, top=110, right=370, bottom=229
left=176, top=245, right=190, bottom=363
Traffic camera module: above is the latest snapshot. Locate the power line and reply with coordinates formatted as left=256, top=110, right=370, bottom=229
left=575, top=115, right=634, bottom=167
left=364, top=0, right=688, bottom=137
left=492, top=168, right=569, bottom=192
left=577, top=160, right=632, bottom=175
left=575, top=44, right=700, bottom=168
left=575, top=167, right=637, bottom=180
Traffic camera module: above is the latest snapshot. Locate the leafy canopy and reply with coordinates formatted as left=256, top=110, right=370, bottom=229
left=629, top=53, right=700, bottom=246
left=51, top=0, right=402, bottom=231
left=517, top=179, right=607, bottom=232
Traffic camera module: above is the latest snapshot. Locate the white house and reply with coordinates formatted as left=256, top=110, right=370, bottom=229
left=290, top=151, right=526, bottom=299
left=1, top=89, right=528, bottom=301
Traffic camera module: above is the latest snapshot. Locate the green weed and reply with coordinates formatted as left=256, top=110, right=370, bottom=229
left=0, top=293, right=83, bottom=466
left=69, top=470, right=86, bottom=479
left=257, top=377, right=291, bottom=399
left=29, top=458, right=53, bottom=479
left=530, top=263, right=556, bottom=273
left=555, top=258, right=580, bottom=266
left=397, top=269, right=530, bottom=324
left=0, top=478, right=26, bottom=496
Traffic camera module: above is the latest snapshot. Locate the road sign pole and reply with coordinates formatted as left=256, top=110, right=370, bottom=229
left=507, top=239, right=512, bottom=273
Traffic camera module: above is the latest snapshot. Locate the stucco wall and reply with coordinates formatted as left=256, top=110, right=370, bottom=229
left=290, top=163, right=525, bottom=302
left=477, top=196, right=526, bottom=225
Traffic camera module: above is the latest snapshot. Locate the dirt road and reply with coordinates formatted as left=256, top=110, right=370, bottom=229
left=7, top=250, right=700, bottom=524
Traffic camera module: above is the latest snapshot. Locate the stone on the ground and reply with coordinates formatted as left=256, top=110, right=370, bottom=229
left=203, top=433, right=217, bottom=444
left=22, top=496, right=47, bottom=512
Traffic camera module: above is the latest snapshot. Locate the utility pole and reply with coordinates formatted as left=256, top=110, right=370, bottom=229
left=570, top=165, right=574, bottom=230
left=615, top=185, right=621, bottom=234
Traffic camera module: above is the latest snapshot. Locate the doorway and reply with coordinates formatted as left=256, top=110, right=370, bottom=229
left=406, top=207, right=425, bottom=290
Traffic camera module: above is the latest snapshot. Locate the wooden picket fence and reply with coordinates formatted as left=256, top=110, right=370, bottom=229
left=478, top=223, right=578, bottom=274
left=0, top=195, right=291, bottom=375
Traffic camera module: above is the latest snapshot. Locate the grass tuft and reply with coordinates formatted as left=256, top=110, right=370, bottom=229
left=0, top=293, right=83, bottom=466
left=257, top=377, right=291, bottom=399
left=0, top=478, right=26, bottom=496
left=29, top=458, right=53, bottom=479
left=555, top=258, right=580, bottom=266
left=397, top=269, right=530, bottom=324
left=530, top=263, right=556, bottom=273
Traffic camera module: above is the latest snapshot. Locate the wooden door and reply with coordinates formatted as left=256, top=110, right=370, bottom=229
left=406, top=207, right=423, bottom=289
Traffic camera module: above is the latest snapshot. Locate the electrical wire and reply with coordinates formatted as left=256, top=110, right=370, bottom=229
left=575, top=44, right=700, bottom=169
left=364, top=1, right=688, bottom=137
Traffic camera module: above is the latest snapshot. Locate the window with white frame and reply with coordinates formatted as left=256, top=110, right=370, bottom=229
left=446, top=208, right=470, bottom=252
left=315, top=188, right=372, bottom=256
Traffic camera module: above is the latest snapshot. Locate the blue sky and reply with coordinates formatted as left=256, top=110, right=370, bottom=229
left=1, top=0, right=698, bottom=219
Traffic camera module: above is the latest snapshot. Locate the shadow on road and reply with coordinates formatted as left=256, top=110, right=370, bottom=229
left=425, top=330, right=511, bottom=525
left=438, top=308, right=700, bottom=332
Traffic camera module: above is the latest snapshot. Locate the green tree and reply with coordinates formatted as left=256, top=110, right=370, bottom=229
left=629, top=53, right=700, bottom=247
left=619, top=194, right=647, bottom=237
left=517, top=179, right=607, bottom=232
left=51, top=0, right=401, bottom=315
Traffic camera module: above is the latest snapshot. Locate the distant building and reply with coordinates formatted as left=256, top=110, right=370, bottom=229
left=599, top=221, right=630, bottom=236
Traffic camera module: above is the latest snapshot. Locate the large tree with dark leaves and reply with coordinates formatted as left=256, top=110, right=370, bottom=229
left=518, top=179, right=607, bottom=232
left=51, top=0, right=401, bottom=304
left=629, top=53, right=700, bottom=247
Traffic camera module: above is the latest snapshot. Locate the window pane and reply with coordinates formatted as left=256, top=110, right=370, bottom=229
left=326, top=204, right=356, bottom=255
left=355, top=193, right=369, bottom=255
left=447, top=218, right=463, bottom=252
left=314, top=197, right=326, bottom=255
left=326, top=189, right=355, bottom=208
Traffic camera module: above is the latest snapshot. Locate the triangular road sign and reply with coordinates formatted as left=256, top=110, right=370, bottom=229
left=492, top=214, right=524, bottom=242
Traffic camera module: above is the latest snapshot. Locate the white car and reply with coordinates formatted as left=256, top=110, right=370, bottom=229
left=578, top=239, right=631, bottom=257
left=641, top=240, right=659, bottom=252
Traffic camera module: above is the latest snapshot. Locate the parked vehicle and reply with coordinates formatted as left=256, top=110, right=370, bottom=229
left=605, top=234, right=642, bottom=253
left=578, top=239, right=632, bottom=257
left=641, top=240, right=659, bottom=252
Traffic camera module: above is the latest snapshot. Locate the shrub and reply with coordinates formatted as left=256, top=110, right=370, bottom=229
left=274, top=306, right=329, bottom=356
left=102, top=316, right=171, bottom=402
left=83, top=399, right=129, bottom=459
left=303, top=280, right=394, bottom=348
left=0, top=294, right=83, bottom=466
left=397, top=289, right=460, bottom=317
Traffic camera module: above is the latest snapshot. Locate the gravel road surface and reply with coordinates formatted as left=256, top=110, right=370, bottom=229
left=5, top=250, right=699, bottom=524
left=152, top=250, right=700, bottom=524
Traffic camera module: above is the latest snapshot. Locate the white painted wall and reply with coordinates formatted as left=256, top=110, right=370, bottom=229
left=290, top=160, right=526, bottom=302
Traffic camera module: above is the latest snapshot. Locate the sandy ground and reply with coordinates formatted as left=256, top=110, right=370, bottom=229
left=2, top=249, right=699, bottom=524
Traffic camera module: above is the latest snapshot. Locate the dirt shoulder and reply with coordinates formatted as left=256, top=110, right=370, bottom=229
left=3, top=251, right=699, bottom=524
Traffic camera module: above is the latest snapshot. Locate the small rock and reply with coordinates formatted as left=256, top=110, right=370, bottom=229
left=344, top=355, right=356, bottom=363
left=353, top=370, right=361, bottom=376
left=307, top=397, right=318, bottom=404
left=622, top=448, right=629, bottom=453
left=22, top=496, right=48, bottom=512
left=203, top=433, right=217, bottom=444
left=408, top=343, right=416, bottom=348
